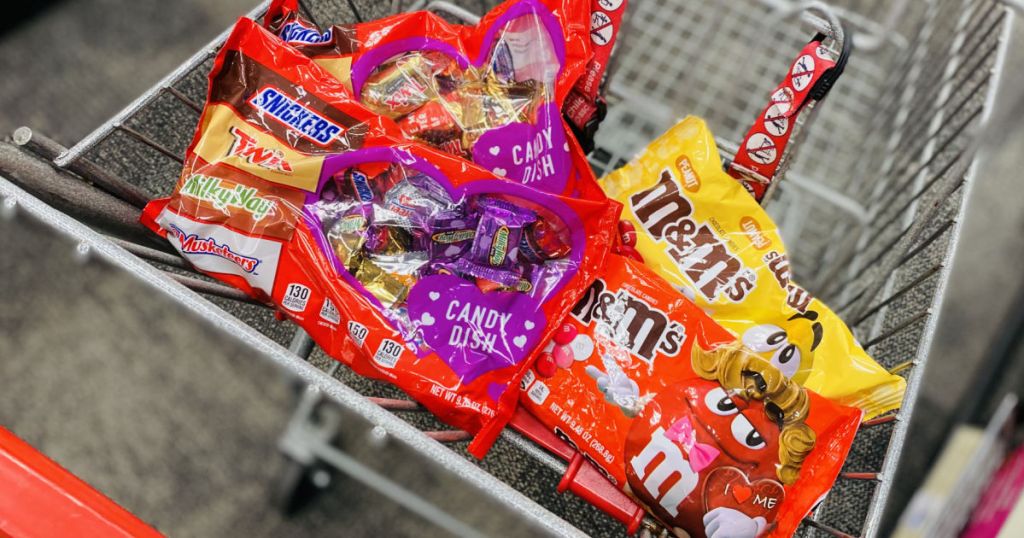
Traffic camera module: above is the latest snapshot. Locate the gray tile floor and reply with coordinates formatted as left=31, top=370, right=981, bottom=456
left=1, top=1, right=1023, bottom=537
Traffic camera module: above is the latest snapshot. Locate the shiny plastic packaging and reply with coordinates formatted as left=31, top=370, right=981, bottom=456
left=598, top=116, right=906, bottom=418
left=521, top=254, right=861, bottom=538
left=263, top=0, right=598, bottom=197
left=140, top=18, right=619, bottom=456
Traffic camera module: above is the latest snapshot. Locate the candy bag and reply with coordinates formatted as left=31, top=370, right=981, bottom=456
left=520, top=254, right=861, bottom=538
left=140, top=17, right=619, bottom=456
left=598, top=116, right=905, bottom=418
left=263, top=0, right=597, bottom=197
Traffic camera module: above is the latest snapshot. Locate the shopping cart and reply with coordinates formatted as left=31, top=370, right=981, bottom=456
left=0, top=0, right=1015, bottom=536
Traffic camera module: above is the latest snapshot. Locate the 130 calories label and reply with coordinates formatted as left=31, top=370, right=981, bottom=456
left=373, top=339, right=403, bottom=369
left=282, top=282, right=311, bottom=312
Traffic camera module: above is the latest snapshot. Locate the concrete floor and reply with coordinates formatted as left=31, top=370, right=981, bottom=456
left=1, top=0, right=1023, bottom=537
left=0, top=1, right=447, bottom=536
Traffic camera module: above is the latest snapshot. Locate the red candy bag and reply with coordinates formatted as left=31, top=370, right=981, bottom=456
left=140, top=17, right=619, bottom=456
left=520, top=254, right=861, bottom=536
left=263, top=0, right=598, bottom=198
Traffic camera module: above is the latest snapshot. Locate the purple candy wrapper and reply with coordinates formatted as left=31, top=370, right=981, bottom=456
left=454, top=258, right=521, bottom=288
left=476, top=197, right=537, bottom=223
left=429, top=212, right=478, bottom=260
left=468, top=201, right=532, bottom=269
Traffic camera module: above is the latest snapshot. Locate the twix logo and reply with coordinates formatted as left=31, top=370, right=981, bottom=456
left=228, top=126, right=293, bottom=173
left=629, top=169, right=756, bottom=302
left=571, top=279, right=687, bottom=364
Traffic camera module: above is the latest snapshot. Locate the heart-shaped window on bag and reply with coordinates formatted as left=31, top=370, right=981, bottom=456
left=265, top=0, right=593, bottom=196
left=303, top=148, right=584, bottom=383
left=350, top=2, right=570, bottom=194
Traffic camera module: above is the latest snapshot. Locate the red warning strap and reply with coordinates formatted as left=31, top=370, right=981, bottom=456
left=728, top=37, right=839, bottom=203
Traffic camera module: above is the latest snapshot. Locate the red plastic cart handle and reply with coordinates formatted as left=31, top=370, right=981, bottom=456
left=0, top=427, right=162, bottom=537
left=727, top=31, right=850, bottom=203
left=510, top=410, right=646, bottom=535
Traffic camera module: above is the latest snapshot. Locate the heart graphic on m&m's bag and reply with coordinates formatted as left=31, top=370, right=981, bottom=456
left=702, top=467, right=785, bottom=523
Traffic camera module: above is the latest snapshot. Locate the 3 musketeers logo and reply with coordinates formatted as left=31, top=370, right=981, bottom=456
left=168, top=224, right=262, bottom=274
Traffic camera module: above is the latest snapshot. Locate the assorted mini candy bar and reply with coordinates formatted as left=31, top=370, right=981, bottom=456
left=520, top=254, right=861, bottom=538
left=314, top=161, right=572, bottom=312
left=141, top=18, right=620, bottom=457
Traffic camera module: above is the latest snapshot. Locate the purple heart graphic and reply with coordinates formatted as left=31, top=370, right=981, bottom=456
left=472, top=102, right=570, bottom=194
left=408, top=274, right=546, bottom=384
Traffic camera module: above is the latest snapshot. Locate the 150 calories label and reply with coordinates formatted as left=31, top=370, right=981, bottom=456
left=319, top=298, right=340, bottom=325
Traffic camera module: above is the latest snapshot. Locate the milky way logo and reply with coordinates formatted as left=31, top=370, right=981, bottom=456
left=168, top=224, right=261, bottom=274
left=179, top=174, right=277, bottom=221
left=228, top=126, right=293, bottom=173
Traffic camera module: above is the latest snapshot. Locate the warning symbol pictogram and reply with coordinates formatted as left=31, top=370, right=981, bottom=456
left=746, top=133, right=777, bottom=165
left=597, top=0, right=624, bottom=10
left=764, top=104, right=789, bottom=136
left=590, top=11, right=614, bottom=46
left=790, top=54, right=815, bottom=92
left=770, top=87, right=794, bottom=114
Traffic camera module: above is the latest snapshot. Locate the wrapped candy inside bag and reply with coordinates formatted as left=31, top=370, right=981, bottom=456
left=263, top=0, right=597, bottom=197
left=361, top=50, right=545, bottom=161
left=140, top=17, right=620, bottom=456
left=307, top=160, right=581, bottom=335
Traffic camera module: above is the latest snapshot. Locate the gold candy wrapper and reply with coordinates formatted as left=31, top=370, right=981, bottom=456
left=365, top=224, right=417, bottom=255
left=369, top=252, right=428, bottom=290
left=355, top=259, right=409, bottom=308
left=458, top=79, right=540, bottom=149
left=326, top=212, right=369, bottom=272
left=362, top=55, right=436, bottom=119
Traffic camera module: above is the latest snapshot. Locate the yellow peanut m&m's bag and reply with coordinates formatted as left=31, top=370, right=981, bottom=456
left=599, top=116, right=905, bottom=418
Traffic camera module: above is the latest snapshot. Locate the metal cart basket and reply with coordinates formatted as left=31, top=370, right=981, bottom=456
left=0, top=0, right=1015, bottom=536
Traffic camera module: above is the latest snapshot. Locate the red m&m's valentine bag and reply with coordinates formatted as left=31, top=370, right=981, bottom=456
left=141, top=17, right=619, bottom=455
left=263, top=0, right=597, bottom=197
left=521, top=255, right=860, bottom=537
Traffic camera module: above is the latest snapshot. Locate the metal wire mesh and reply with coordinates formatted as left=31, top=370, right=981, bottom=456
left=17, top=0, right=1012, bottom=536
